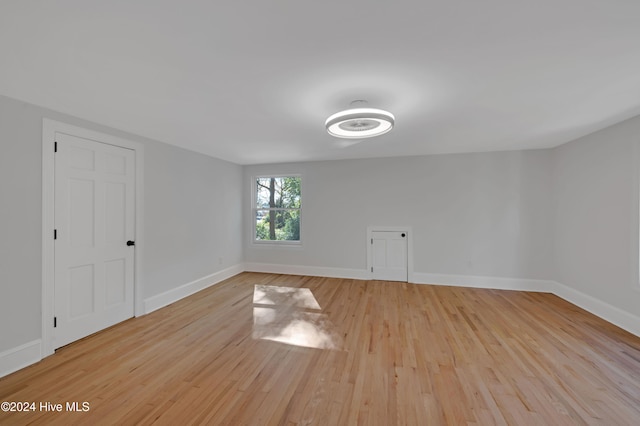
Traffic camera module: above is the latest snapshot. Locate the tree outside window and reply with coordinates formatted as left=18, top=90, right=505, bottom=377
left=255, top=176, right=301, bottom=242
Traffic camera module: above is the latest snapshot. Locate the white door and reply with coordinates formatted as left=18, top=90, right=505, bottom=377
left=54, top=133, right=135, bottom=349
left=371, top=231, right=408, bottom=281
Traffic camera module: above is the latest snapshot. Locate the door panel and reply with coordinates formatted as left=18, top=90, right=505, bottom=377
left=373, top=239, right=388, bottom=268
left=54, top=133, right=135, bottom=349
left=68, top=264, right=95, bottom=318
left=105, top=258, right=127, bottom=306
left=105, top=182, right=126, bottom=242
left=371, top=231, right=408, bottom=282
left=68, top=179, right=95, bottom=247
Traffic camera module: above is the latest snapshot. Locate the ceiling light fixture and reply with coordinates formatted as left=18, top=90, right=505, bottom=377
left=325, top=104, right=395, bottom=139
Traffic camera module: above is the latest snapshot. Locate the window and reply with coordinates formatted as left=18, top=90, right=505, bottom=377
left=254, top=176, right=301, bottom=243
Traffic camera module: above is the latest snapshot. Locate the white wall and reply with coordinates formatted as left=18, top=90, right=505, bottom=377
left=144, top=142, right=243, bottom=298
left=0, top=94, right=243, bottom=355
left=0, top=96, right=43, bottom=354
left=553, top=115, right=640, bottom=316
left=244, top=150, right=554, bottom=280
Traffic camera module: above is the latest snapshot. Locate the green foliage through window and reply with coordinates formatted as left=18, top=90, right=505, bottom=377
left=255, top=176, right=301, bottom=242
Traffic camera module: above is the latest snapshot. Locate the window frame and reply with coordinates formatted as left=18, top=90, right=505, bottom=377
left=252, top=174, right=302, bottom=246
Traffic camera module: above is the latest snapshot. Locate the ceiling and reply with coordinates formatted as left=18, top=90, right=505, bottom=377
left=1, top=1, right=640, bottom=165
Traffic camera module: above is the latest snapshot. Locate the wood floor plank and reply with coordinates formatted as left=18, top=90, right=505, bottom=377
left=1, top=272, right=640, bottom=425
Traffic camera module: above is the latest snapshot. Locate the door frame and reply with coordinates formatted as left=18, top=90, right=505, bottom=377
left=366, top=226, right=413, bottom=282
left=41, top=119, right=145, bottom=357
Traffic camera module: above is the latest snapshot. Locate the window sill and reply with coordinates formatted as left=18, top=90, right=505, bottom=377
left=251, top=240, right=303, bottom=249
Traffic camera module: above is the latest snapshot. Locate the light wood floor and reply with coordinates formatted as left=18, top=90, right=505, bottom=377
left=1, top=273, right=640, bottom=425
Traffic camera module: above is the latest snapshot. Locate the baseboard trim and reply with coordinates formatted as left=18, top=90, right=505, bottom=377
left=552, top=281, right=640, bottom=338
left=412, top=272, right=556, bottom=292
left=0, top=340, right=41, bottom=379
left=4, top=269, right=637, bottom=380
left=143, top=264, right=244, bottom=314
left=243, top=262, right=369, bottom=281
left=242, top=265, right=556, bottom=292
left=411, top=273, right=639, bottom=337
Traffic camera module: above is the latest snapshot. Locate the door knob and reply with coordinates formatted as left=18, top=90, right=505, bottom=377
left=127, top=240, right=135, bottom=246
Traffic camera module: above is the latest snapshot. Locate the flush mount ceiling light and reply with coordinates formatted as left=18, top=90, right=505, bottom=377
left=325, top=107, right=395, bottom=139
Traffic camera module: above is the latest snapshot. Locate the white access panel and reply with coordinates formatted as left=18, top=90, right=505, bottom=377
left=371, top=230, right=408, bottom=282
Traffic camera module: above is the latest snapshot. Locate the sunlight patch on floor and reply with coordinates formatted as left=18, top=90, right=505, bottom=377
left=252, top=285, right=322, bottom=309
left=252, top=285, right=343, bottom=350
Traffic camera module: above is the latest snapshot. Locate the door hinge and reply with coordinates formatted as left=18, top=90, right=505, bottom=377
left=54, top=229, right=57, bottom=240
left=54, top=317, right=57, bottom=328
left=54, top=141, right=57, bottom=152
left=371, top=267, right=373, bottom=272
left=371, top=238, right=373, bottom=244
